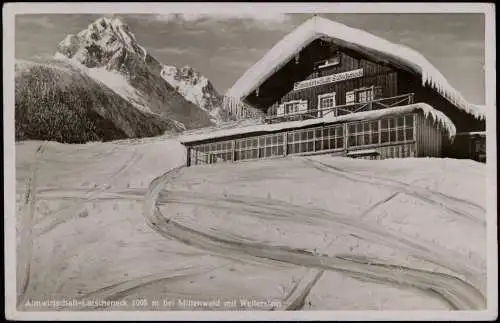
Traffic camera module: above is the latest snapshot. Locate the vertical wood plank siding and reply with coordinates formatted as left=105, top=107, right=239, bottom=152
left=266, top=50, right=399, bottom=116
left=416, top=113, right=444, bottom=157
left=246, top=40, right=400, bottom=114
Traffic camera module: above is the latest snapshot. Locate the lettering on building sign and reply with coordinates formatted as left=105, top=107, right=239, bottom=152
left=293, top=68, right=364, bottom=91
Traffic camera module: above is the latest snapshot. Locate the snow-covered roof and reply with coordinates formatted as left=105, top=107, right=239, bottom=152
left=179, top=103, right=456, bottom=144
left=226, top=16, right=485, bottom=120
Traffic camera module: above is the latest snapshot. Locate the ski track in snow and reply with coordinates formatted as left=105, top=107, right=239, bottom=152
left=51, top=264, right=231, bottom=311
left=153, top=190, right=484, bottom=288
left=17, top=142, right=49, bottom=307
left=138, top=166, right=485, bottom=310
left=29, top=185, right=485, bottom=281
left=33, top=146, right=142, bottom=237
left=283, top=270, right=325, bottom=310
left=17, top=141, right=486, bottom=311
left=27, top=160, right=486, bottom=308
left=303, top=158, right=485, bottom=225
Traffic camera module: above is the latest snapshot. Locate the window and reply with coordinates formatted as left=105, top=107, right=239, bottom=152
left=321, top=124, right=344, bottom=151
left=373, top=114, right=415, bottom=147
left=190, top=114, right=414, bottom=166
left=280, top=100, right=308, bottom=117
left=192, top=140, right=233, bottom=165
left=287, top=124, right=344, bottom=154
left=346, top=86, right=383, bottom=105
left=287, top=128, right=316, bottom=154
left=347, top=114, right=414, bottom=148
left=357, top=88, right=374, bottom=103
left=286, top=102, right=299, bottom=114
left=235, top=137, right=258, bottom=161
left=347, top=120, right=378, bottom=147
left=346, top=91, right=355, bottom=105
left=258, top=133, right=284, bottom=158
left=317, top=92, right=336, bottom=117
left=404, top=115, right=414, bottom=141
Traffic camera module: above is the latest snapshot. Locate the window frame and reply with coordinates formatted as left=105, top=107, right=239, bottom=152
left=281, top=99, right=308, bottom=116
left=317, top=92, right=337, bottom=117
left=347, top=113, right=415, bottom=149
left=346, top=85, right=383, bottom=105
left=345, top=90, right=355, bottom=105
left=258, top=133, right=285, bottom=159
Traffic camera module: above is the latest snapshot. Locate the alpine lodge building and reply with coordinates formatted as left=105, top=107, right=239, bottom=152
left=180, top=16, right=486, bottom=167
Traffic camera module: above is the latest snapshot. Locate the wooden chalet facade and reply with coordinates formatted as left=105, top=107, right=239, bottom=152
left=180, top=16, right=486, bottom=166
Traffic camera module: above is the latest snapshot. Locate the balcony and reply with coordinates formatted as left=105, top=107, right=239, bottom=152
left=264, top=93, right=414, bottom=124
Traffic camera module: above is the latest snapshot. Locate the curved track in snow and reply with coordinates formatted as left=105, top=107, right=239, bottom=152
left=140, top=166, right=486, bottom=311
left=20, top=154, right=485, bottom=311
left=156, top=190, right=483, bottom=284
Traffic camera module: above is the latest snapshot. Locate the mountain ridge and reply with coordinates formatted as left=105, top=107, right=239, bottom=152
left=16, top=16, right=235, bottom=143
left=55, top=16, right=229, bottom=125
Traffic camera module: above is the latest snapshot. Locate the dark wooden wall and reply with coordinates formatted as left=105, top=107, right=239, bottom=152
left=271, top=51, right=399, bottom=115
left=398, top=70, right=485, bottom=133
left=243, top=38, right=484, bottom=133
left=245, top=39, right=399, bottom=113
left=443, top=134, right=486, bottom=161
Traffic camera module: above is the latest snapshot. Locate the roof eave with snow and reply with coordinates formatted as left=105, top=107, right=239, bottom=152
left=225, top=16, right=485, bottom=121
left=179, top=103, right=456, bottom=144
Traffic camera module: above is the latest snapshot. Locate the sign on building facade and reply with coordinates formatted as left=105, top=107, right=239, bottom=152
left=293, top=68, right=364, bottom=91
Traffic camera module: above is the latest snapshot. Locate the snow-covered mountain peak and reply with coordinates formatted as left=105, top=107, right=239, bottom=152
left=52, top=16, right=231, bottom=125
left=161, top=64, right=209, bottom=87
left=56, top=16, right=148, bottom=68
left=160, top=64, right=222, bottom=116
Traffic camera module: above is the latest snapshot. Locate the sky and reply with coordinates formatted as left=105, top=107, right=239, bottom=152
left=15, top=13, right=486, bottom=104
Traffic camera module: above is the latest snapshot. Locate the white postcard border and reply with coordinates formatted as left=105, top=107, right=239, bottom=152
left=3, top=2, right=497, bottom=321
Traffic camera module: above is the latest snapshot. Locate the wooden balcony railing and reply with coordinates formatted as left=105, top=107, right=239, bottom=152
left=264, top=93, right=414, bottom=124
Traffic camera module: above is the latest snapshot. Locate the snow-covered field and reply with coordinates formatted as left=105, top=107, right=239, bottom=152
left=15, top=136, right=487, bottom=311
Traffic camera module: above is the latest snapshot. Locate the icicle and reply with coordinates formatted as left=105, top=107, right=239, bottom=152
left=420, top=104, right=456, bottom=139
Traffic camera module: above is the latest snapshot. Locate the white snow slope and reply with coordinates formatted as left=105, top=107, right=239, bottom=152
left=15, top=137, right=486, bottom=311
left=54, top=53, right=154, bottom=114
